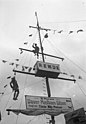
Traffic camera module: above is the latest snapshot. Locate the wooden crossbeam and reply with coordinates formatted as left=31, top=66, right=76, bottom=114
left=29, top=26, right=51, bottom=31
left=19, top=48, right=64, bottom=61
left=13, top=69, right=76, bottom=82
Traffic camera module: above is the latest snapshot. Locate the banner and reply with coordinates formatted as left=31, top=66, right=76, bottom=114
left=25, top=95, right=74, bottom=116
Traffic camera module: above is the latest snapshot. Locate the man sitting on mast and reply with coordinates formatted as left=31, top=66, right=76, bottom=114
left=10, top=76, right=19, bottom=100
left=32, top=43, right=39, bottom=59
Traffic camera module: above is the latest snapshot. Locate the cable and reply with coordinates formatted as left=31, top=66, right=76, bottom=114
left=76, top=82, right=86, bottom=98
left=41, top=19, right=86, bottom=24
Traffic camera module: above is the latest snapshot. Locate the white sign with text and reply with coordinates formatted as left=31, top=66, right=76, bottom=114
left=25, top=95, right=74, bottom=116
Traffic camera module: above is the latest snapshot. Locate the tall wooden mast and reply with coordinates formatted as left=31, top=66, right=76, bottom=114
left=30, top=11, right=54, bottom=124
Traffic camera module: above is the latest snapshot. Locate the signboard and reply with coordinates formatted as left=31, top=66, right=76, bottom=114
left=25, top=95, right=74, bottom=116
left=34, top=61, right=60, bottom=78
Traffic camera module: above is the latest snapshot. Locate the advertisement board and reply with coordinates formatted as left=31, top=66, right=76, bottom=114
left=25, top=95, right=74, bottom=116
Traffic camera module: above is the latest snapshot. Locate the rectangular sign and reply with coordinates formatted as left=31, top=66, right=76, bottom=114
left=25, top=95, right=74, bottom=116
left=34, top=61, right=60, bottom=78
left=35, top=61, right=60, bottom=73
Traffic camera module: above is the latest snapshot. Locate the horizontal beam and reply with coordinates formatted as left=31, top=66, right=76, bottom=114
left=13, top=70, right=35, bottom=76
left=13, top=70, right=76, bottom=82
left=29, top=26, right=51, bottom=31
left=57, top=77, right=76, bottom=82
left=19, top=48, right=64, bottom=61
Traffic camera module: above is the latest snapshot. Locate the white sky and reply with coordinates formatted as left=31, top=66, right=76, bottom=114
left=0, top=0, right=86, bottom=124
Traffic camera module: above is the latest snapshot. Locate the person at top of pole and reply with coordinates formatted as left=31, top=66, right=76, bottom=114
left=32, top=43, right=39, bottom=59
left=10, top=76, right=19, bottom=100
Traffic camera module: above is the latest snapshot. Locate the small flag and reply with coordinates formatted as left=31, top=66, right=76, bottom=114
left=22, top=66, right=25, bottom=71
left=14, top=72, right=16, bottom=75
left=15, top=59, right=19, bottom=61
left=44, top=33, right=48, bottom=38
left=24, top=66, right=28, bottom=69
left=28, top=67, right=32, bottom=72
left=16, top=64, right=19, bottom=68
left=0, top=92, right=4, bottom=95
left=2, top=60, right=7, bottom=63
left=78, top=75, right=82, bottom=79
left=7, top=76, right=11, bottom=79
left=20, top=49, right=23, bottom=54
left=24, top=42, right=28, bottom=45
left=9, top=63, right=14, bottom=65
left=29, top=34, right=33, bottom=37
left=4, top=84, right=7, bottom=88
left=70, top=75, right=75, bottom=78
left=69, top=31, right=73, bottom=34
left=77, top=29, right=83, bottom=33
left=58, top=30, right=63, bottom=33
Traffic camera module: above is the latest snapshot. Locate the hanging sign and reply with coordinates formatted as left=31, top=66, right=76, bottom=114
left=34, top=61, right=60, bottom=78
left=25, top=95, right=74, bottom=116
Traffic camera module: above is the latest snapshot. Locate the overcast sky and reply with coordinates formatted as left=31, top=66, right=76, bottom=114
left=0, top=0, right=86, bottom=124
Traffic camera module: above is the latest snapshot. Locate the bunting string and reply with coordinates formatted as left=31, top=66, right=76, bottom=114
left=0, top=58, right=33, bottom=73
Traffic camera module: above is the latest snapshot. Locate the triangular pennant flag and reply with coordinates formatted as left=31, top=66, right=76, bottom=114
left=16, top=64, right=19, bottom=68
left=4, top=84, right=7, bottom=88
left=70, top=75, right=75, bottom=78
left=9, top=63, right=14, bottom=65
left=24, top=66, right=28, bottom=69
left=7, top=76, right=11, bottom=79
left=20, top=49, right=23, bottom=54
left=2, top=60, right=7, bottom=63
left=14, top=72, right=16, bottom=75
left=15, top=59, right=19, bottom=61
left=78, top=75, right=82, bottom=79
left=58, top=30, right=63, bottom=33
left=29, top=34, right=33, bottom=37
left=77, top=29, right=83, bottom=33
left=22, top=66, right=25, bottom=71
left=24, top=42, right=28, bottom=45
left=28, top=67, right=32, bottom=72
left=0, top=92, right=4, bottom=95
left=44, top=33, right=48, bottom=38
left=62, top=72, right=68, bottom=75
left=69, top=31, right=73, bottom=34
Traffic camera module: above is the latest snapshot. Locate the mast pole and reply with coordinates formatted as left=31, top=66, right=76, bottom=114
left=35, top=12, right=45, bottom=62
left=35, top=12, right=55, bottom=124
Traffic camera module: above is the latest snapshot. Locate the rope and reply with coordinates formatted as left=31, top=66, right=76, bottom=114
left=26, top=116, right=38, bottom=124
left=2, top=91, right=13, bottom=118
left=15, top=74, right=28, bottom=124
left=76, top=82, right=86, bottom=98
left=41, top=19, right=86, bottom=24
left=0, top=83, right=11, bottom=103
left=65, top=91, right=83, bottom=107
left=46, top=37, right=86, bottom=75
